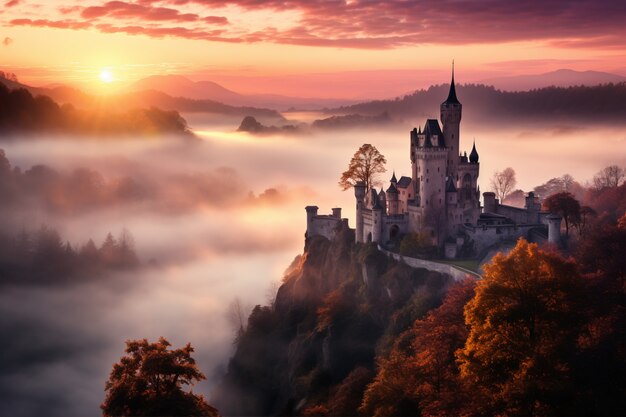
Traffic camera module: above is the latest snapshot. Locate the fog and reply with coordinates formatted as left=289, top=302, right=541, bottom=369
left=1, top=114, right=625, bottom=416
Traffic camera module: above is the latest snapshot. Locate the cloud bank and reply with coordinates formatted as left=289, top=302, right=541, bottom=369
left=5, top=0, right=626, bottom=49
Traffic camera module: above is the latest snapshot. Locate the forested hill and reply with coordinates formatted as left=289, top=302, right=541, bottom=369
left=0, top=83, right=193, bottom=137
left=212, top=191, right=626, bottom=416
left=328, top=83, right=626, bottom=125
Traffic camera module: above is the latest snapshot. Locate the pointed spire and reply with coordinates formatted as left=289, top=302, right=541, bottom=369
left=444, top=60, right=460, bottom=105
left=418, top=125, right=422, bottom=134
left=390, top=171, right=397, bottom=184
left=469, top=138, right=479, bottom=163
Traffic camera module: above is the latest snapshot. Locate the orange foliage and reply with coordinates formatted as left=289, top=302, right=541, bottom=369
left=360, top=279, right=476, bottom=417
left=102, top=337, right=219, bottom=417
left=458, top=239, right=585, bottom=416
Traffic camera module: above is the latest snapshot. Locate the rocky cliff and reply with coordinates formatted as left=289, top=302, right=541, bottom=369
left=212, top=225, right=455, bottom=416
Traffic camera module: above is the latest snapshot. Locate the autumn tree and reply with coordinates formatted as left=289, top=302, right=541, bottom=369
left=360, top=279, right=476, bottom=417
left=102, top=337, right=219, bottom=417
left=593, top=164, right=625, bottom=189
left=543, top=192, right=580, bottom=237
left=457, top=240, right=585, bottom=416
left=575, top=205, right=596, bottom=238
left=490, top=167, right=517, bottom=202
left=339, top=143, right=386, bottom=192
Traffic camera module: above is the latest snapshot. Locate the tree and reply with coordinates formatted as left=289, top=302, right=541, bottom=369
left=339, top=143, right=386, bottom=192
left=360, top=279, right=476, bottom=417
left=102, top=337, right=219, bottom=417
left=593, top=165, right=625, bottom=189
left=457, top=240, right=585, bottom=416
left=490, top=167, right=517, bottom=202
left=543, top=192, right=581, bottom=237
left=575, top=205, right=596, bottom=238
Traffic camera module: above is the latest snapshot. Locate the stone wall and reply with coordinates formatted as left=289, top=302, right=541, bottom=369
left=377, top=245, right=480, bottom=281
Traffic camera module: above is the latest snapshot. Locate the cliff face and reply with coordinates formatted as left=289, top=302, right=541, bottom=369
left=212, top=226, right=454, bottom=416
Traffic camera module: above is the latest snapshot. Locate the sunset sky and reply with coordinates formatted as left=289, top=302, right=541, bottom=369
left=2, top=0, right=626, bottom=97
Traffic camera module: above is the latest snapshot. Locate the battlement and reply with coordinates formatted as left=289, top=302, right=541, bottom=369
left=305, top=206, right=348, bottom=241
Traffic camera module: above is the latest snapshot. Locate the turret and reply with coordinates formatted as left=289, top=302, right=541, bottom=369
left=332, top=208, right=342, bottom=219
left=441, top=62, right=462, bottom=178
left=469, top=140, right=479, bottom=164
left=354, top=181, right=366, bottom=243
left=525, top=192, right=540, bottom=223
left=386, top=180, right=399, bottom=215
left=378, top=187, right=387, bottom=213
left=372, top=203, right=383, bottom=243
left=483, top=192, right=497, bottom=213
left=305, top=206, right=319, bottom=238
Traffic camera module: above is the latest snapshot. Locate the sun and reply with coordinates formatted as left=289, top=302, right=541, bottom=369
left=99, top=69, right=114, bottom=83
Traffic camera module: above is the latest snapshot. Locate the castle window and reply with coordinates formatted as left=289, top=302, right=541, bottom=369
left=427, top=169, right=429, bottom=174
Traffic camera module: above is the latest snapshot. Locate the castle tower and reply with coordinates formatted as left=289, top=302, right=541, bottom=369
left=386, top=174, right=400, bottom=215
left=414, top=120, right=447, bottom=211
left=354, top=181, right=366, bottom=243
left=483, top=192, right=497, bottom=213
left=305, top=206, right=319, bottom=237
left=372, top=203, right=383, bottom=243
left=378, top=187, right=387, bottom=213
left=441, top=62, right=462, bottom=179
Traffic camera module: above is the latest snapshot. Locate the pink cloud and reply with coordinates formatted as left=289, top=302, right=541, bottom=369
left=7, top=0, right=626, bottom=50
left=203, top=16, right=228, bottom=25
left=81, top=1, right=199, bottom=22
left=10, top=19, right=92, bottom=30
left=4, top=0, right=20, bottom=7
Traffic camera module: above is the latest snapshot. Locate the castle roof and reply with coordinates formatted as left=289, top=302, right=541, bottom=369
left=445, top=176, right=457, bottom=192
left=420, top=119, right=445, bottom=148
left=469, top=140, right=479, bottom=163
left=396, top=176, right=412, bottom=188
left=390, top=171, right=397, bottom=184
left=386, top=182, right=398, bottom=194
left=443, top=62, right=460, bottom=105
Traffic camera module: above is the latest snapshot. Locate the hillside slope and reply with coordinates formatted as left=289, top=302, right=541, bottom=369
left=212, top=226, right=455, bottom=415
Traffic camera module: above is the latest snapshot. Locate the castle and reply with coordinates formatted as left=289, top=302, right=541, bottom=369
left=306, top=69, right=562, bottom=259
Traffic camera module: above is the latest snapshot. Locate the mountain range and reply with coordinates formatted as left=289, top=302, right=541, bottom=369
left=479, top=69, right=626, bottom=92
left=3, top=68, right=626, bottom=131
left=126, top=75, right=358, bottom=110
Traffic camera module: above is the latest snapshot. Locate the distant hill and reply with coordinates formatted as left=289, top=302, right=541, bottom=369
left=130, top=75, right=243, bottom=102
left=0, top=73, right=284, bottom=122
left=479, top=69, right=626, bottom=92
left=128, top=75, right=358, bottom=110
left=329, top=83, right=626, bottom=125
left=0, top=82, right=192, bottom=138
